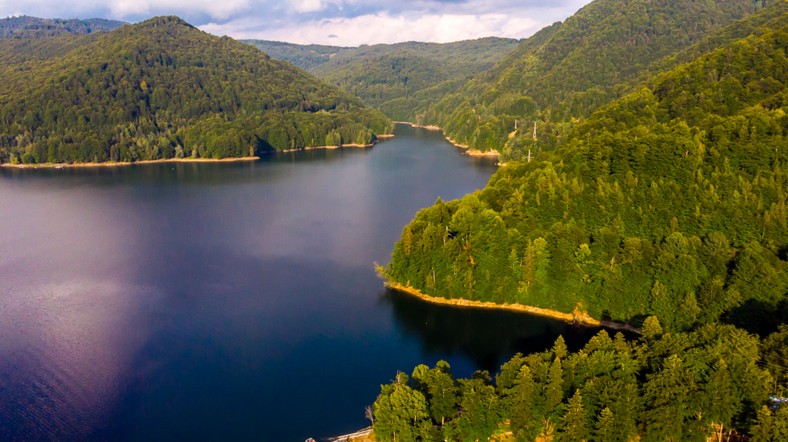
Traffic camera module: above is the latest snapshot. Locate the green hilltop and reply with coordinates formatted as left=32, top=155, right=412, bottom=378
left=0, top=16, right=392, bottom=165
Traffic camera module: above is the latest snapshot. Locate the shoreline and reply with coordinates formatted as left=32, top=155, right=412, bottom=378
left=383, top=279, right=640, bottom=334
left=325, top=426, right=373, bottom=442
left=0, top=156, right=261, bottom=169
left=0, top=134, right=397, bottom=169
left=395, top=121, right=501, bottom=158
left=393, top=121, right=441, bottom=131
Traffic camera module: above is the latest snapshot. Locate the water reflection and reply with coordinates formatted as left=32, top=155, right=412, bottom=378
left=386, top=288, right=603, bottom=372
left=0, top=125, right=522, bottom=440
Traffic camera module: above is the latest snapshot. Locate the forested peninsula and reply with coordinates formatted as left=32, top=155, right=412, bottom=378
left=383, top=0, right=786, bottom=332
left=0, top=16, right=393, bottom=166
left=366, top=0, right=787, bottom=440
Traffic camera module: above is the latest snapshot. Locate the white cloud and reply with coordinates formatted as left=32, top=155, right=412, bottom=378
left=203, top=11, right=541, bottom=46
left=0, top=0, right=594, bottom=45
left=291, top=0, right=326, bottom=13
left=0, top=0, right=251, bottom=21
left=111, top=0, right=251, bottom=21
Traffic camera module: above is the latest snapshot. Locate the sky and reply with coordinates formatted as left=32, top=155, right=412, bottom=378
left=0, top=0, right=594, bottom=46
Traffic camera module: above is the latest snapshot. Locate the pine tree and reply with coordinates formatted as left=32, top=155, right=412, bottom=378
left=373, top=372, right=431, bottom=442
left=594, top=407, right=615, bottom=441
left=510, top=365, right=540, bottom=440
left=545, top=357, right=565, bottom=416
left=559, top=390, right=588, bottom=442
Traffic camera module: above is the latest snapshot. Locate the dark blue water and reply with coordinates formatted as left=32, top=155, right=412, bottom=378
left=0, top=124, right=601, bottom=441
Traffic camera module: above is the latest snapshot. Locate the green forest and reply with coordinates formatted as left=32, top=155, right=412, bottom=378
left=385, top=24, right=787, bottom=332
left=0, top=16, right=393, bottom=165
left=408, top=0, right=771, bottom=157
left=374, top=1, right=787, bottom=439
left=373, top=323, right=788, bottom=441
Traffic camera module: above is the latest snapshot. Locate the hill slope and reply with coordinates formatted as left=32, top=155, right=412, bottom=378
left=412, top=0, right=760, bottom=157
left=247, top=38, right=520, bottom=120
left=384, top=18, right=787, bottom=333
left=0, top=16, right=392, bottom=165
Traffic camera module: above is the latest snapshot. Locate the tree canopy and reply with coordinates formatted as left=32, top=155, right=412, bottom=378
left=373, top=323, right=782, bottom=441
left=384, top=6, right=787, bottom=334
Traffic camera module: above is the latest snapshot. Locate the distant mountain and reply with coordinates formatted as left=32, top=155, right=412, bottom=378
left=0, top=16, right=125, bottom=38
left=243, top=40, right=352, bottom=71
left=0, top=16, right=392, bottom=165
left=246, top=38, right=520, bottom=120
left=412, top=0, right=759, bottom=157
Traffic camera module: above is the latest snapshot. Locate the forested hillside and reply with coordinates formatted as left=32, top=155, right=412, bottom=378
left=372, top=323, right=788, bottom=441
left=384, top=21, right=787, bottom=333
left=0, top=16, right=125, bottom=38
left=247, top=38, right=519, bottom=121
left=409, top=0, right=761, bottom=156
left=0, top=16, right=392, bottom=165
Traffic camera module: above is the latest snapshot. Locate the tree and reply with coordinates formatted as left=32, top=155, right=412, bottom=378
left=594, top=407, right=615, bottom=441
left=545, top=357, right=565, bottom=416
left=749, top=405, right=788, bottom=442
left=510, top=365, right=541, bottom=440
left=642, top=355, right=697, bottom=441
left=373, top=372, right=431, bottom=442
left=456, top=377, right=501, bottom=441
left=552, top=336, right=568, bottom=360
left=415, top=362, right=458, bottom=427
left=559, top=390, right=588, bottom=442
left=642, top=316, right=663, bottom=340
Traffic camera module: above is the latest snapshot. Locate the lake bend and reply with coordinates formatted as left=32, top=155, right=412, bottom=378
left=0, top=124, right=605, bottom=441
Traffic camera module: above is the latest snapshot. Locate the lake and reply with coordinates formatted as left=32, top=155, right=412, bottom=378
left=0, top=124, right=602, bottom=441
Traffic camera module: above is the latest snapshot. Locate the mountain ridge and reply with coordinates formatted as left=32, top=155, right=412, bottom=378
left=0, top=15, right=125, bottom=38
left=247, top=37, right=521, bottom=121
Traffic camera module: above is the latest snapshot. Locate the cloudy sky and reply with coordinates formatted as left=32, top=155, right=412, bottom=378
left=0, top=0, right=594, bottom=46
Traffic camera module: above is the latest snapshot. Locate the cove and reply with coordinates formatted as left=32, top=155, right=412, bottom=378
left=0, top=124, right=604, bottom=441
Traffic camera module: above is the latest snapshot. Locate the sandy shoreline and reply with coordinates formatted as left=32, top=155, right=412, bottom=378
left=383, top=279, right=640, bottom=334
left=0, top=134, right=397, bottom=169
left=394, top=121, right=441, bottom=131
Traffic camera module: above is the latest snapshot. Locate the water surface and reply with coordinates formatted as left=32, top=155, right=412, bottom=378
left=0, top=125, right=600, bottom=441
